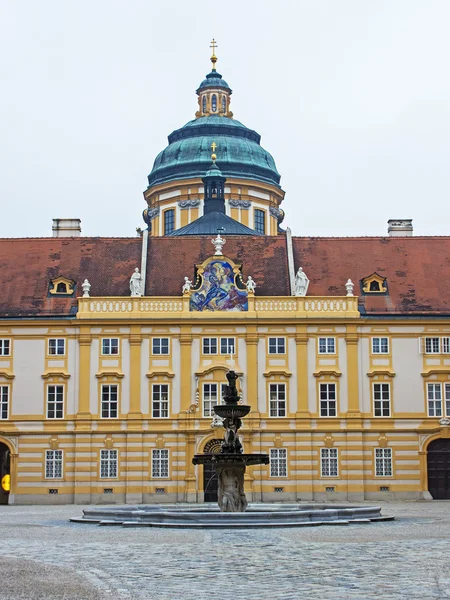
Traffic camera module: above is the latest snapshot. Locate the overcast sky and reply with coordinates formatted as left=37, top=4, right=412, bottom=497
left=1, top=0, right=449, bottom=238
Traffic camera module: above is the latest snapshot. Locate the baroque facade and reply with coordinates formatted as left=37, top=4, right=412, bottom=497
left=1, top=46, right=450, bottom=505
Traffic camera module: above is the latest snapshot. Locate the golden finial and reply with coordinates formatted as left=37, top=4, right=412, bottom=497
left=210, top=38, right=218, bottom=71
left=211, top=141, right=217, bottom=162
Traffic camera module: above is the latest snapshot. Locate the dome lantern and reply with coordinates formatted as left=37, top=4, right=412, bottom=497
left=195, top=39, right=233, bottom=119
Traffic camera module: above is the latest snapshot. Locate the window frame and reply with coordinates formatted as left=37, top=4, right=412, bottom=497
left=163, top=208, right=175, bottom=235
left=371, top=337, right=389, bottom=354
left=268, top=337, right=286, bottom=355
left=319, top=383, right=337, bottom=417
left=373, top=382, right=391, bottom=417
left=269, top=448, right=287, bottom=478
left=320, top=448, right=339, bottom=478
left=220, top=337, right=236, bottom=356
left=152, top=383, right=169, bottom=418
left=0, top=339, right=11, bottom=356
left=427, top=382, right=443, bottom=417
left=48, top=338, right=66, bottom=356
left=101, top=338, right=120, bottom=356
left=101, top=384, right=119, bottom=419
left=318, top=337, right=336, bottom=355
left=151, top=337, right=170, bottom=356
left=254, top=208, right=266, bottom=235
left=269, top=383, right=286, bottom=418
left=0, top=385, right=9, bottom=420
left=425, top=337, right=441, bottom=354
left=374, top=448, right=393, bottom=477
left=46, top=384, right=64, bottom=419
left=203, top=382, right=218, bottom=418
left=202, top=337, right=218, bottom=355
left=100, top=449, right=118, bottom=479
left=152, top=448, right=170, bottom=479
left=445, top=383, right=450, bottom=417
left=45, top=449, right=63, bottom=479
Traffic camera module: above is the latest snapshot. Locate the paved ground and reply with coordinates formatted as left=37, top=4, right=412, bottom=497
left=0, top=502, right=450, bottom=599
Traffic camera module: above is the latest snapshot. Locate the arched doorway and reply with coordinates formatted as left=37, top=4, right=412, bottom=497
left=203, top=438, right=223, bottom=503
left=0, top=443, right=11, bottom=505
left=427, top=439, right=450, bottom=499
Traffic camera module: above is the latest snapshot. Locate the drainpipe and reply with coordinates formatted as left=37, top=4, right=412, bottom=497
left=285, top=227, right=295, bottom=295
left=140, top=228, right=149, bottom=296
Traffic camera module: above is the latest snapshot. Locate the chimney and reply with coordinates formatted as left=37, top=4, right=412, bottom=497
left=387, top=219, right=413, bottom=237
left=52, top=219, right=81, bottom=237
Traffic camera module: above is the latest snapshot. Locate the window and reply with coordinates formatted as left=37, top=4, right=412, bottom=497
left=102, top=338, right=119, bottom=355
left=48, top=338, right=65, bottom=356
left=152, top=338, right=169, bottom=355
left=203, top=338, right=218, bottom=355
left=0, top=340, right=10, bottom=356
left=375, top=448, right=392, bottom=477
left=427, top=383, right=442, bottom=417
left=100, top=449, right=117, bottom=478
left=321, top=448, right=338, bottom=477
left=101, top=385, right=118, bottom=418
left=254, top=209, right=266, bottom=234
left=221, top=96, right=226, bottom=113
left=268, top=337, right=285, bottom=355
left=373, top=383, right=391, bottom=417
left=164, top=209, right=175, bottom=235
left=372, top=337, right=389, bottom=354
left=369, top=281, right=380, bottom=291
left=319, top=383, right=337, bottom=417
left=152, top=449, right=169, bottom=478
left=211, top=94, right=217, bottom=112
left=425, top=337, right=440, bottom=354
left=443, top=338, right=450, bottom=354
left=202, top=95, right=207, bottom=112
left=45, top=450, right=63, bottom=479
left=446, top=384, right=450, bottom=416
left=56, top=282, right=68, bottom=293
left=203, top=383, right=218, bottom=417
left=152, top=384, right=169, bottom=418
left=270, top=448, right=287, bottom=477
left=318, top=337, right=335, bottom=354
left=269, top=383, right=286, bottom=417
left=220, top=337, right=235, bottom=355
left=0, top=386, right=9, bottom=419
left=47, top=385, right=64, bottom=419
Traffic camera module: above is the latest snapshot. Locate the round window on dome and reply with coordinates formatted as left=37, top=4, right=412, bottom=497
left=211, top=95, right=217, bottom=112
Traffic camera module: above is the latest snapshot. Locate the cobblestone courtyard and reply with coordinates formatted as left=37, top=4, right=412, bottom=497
left=0, top=502, right=450, bottom=599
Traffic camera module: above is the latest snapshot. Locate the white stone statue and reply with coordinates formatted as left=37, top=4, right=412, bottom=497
left=182, top=277, right=193, bottom=294
left=345, top=279, right=354, bottom=296
left=246, top=276, right=256, bottom=293
left=211, top=232, right=226, bottom=256
left=294, top=267, right=310, bottom=297
left=81, top=279, right=91, bottom=298
left=211, top=411, right=224, bottom=429
left=130, top=268, right=143, bottom=297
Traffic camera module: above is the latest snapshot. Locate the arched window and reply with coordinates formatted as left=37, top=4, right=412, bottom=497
left=221, top=96, right=226, bottom=113
left=370, top=281, right=381, bottom=292
left=164, top=209, right=175, bottom=235
left=211, top=95, right=217, bottom=112
left=56, top=282, right=68, bottom=293
left=202, top=95, right=207, bottom=113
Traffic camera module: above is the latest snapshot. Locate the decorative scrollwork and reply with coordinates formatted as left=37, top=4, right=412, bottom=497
left=228, top=199, right=251, bottom=209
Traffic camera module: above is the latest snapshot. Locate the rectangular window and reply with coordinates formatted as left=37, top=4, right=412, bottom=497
left=0, top=386, right=9, bottom=419
left=48, top=338, right=65, bottom=356
left=321, top=448, right=338, bottom=477
left=164, top=209, right=175, bottom=235
left=45, top=450, right=63, bottom=479
left=100, top=449, right=117, bottom=478
left=318, top=337, right=335, bottom=354
left=375, top=448, right=392, bottom=477
left=372, top=337, right=389, bottom=354
left=425, top=337, right=440, bottom=354
left=427, top=383, right=442, bottom=417
left=270, top=448, right=287, bottom=477
left=254, top=209, right=266, bottom=235
left=101, top=384, right=118, bottom=418
left=152, top=338, right=170, bottom=355
left=47, top=385, right=64, bottom=419
left=0, top=339, right=10, bottom=356
left=203, top=338, right=218, bottom=355
left=203, top=383, right=218, bottom=418
left=269, top=383, right=286, bottom=417
left=373, top=383, right=391, bottom=417
left=319, top=383, right=337, bottom=417
left=102, top=338, right=119, bottom=355
left=152, top=449, right=169, bottom=478
left=152, top=384, right=169, bottom=418
left=268, top=337, right=286, bottom=355
left=220, top=337, right=235, bottom=355
left=446, top=384, right=450, bottom=416
left=443, top=338, right=450, bottom=354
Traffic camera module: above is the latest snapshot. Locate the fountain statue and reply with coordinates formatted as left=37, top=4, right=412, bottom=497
left=192, top=369, right=269, bottom=512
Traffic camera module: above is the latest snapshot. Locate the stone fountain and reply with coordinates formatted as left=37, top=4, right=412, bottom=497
left=192, top=369, right=269, bottom=512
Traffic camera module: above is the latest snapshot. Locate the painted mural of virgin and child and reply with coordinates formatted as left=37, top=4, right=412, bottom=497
left=190, top=260, right=248, bottom=312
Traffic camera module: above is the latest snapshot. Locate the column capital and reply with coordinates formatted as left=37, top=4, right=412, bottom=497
left=129, top=334, right=143, bottom=346
left=78, top=334, right=92, bottom=346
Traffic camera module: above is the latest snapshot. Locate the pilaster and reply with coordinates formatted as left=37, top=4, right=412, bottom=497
left=128, top=330, right=143, bottom=429
left=295, top=327, right=311, bottom=426
left=346, top=327, right=362, bottom=428
left=76, top=330, right=92, bottom=430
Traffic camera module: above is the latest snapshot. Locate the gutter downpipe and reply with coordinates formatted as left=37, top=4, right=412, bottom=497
left=286, top=227, right=295, bottom=295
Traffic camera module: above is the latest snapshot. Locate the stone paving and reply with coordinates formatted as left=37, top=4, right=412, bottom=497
left=0, top=502, right=450, bottom=599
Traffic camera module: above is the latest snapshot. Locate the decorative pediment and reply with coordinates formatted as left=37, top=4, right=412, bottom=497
left=361, top=273, right=387, bottom=293
left=49, top=276, right=75, bottom=296
left=189, top=255, right=248, bottom=312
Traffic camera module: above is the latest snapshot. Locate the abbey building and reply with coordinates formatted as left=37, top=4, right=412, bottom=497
left=1, top=45, right=450, bottom=505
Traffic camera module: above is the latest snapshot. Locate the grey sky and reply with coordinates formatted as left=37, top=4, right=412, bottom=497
left=1, top=0, right=449, bottom=238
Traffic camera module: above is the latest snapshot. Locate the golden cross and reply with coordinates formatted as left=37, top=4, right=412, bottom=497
left=210, top=39, right=218, bottom=55
left=211, top=141, right=217, bottom=152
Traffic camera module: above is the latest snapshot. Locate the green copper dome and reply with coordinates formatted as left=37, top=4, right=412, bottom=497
left=147, top=116, right=281, bottom=188
left=196, top=70, right=231, bottom=93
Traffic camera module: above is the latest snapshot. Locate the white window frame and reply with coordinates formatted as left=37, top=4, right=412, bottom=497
left=152, top=384, right=169, bottom=418
left=220, top=337, right=235, bottom=355
left=202, top=338, right=218, bottom=355
left=427, top=383, right=443, bottom=417
left=270, top=448, right=287, bottom=477
left=100, top=449, right=118, bottom=479
left=319, top=383, right=337, bottom=417
left=321, top=448, right=338, bottom=477
left=152, top=448, right=169, bottom=478
left=372, top=337, right=389, bottom=354
left=203, top=383, right=218, bottom=418
left=425, top=337, right=440, bottom=354
left=101, top=338, right=119, bottom=355
left=269, top=383, right=286, bottom=417
left=0, top=339, right=11, bottom=356
left=46, top=385, right=64, bottom=419
left=0, top=386, right=9, bottom=420
left=152, top=338, right=170, bottom=355
left=446, top=383, right=450, bottom=417
left=48, top=338, right=66, bottom=356
left=45, top=449, right=63, bottom=479
left=374, top=448, right=393, bottom=477
left=101, top=384, right=118, bottom=419
left=373, top=383, right=391, bottom=417
left=443, top=337, right=450, bottom=354
left=268, top=337, right=286, bottom=355
left=318, top=337, right=336, bottom=354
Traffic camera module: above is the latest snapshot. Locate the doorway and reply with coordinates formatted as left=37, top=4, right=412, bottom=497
left=203, top=438, right=223, bottom=503
left=427, top=439, right=450, bottom=499
left=0, top=443, right=11, bottom=505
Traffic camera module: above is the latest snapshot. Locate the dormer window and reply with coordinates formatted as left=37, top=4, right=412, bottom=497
left=362, top=273, right=387, bottom=294
left=49, top=277, right=75, bottom=296
left=370, top=281, right=380, bottom=292
left=211, top=94, right=217, bottom=112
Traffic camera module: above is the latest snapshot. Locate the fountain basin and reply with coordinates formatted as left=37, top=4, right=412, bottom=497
left=192, top=453, right=269, bottom=467
left=213, top=404, right=251, bottom=419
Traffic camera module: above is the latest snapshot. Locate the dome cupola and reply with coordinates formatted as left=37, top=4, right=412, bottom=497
left=195, top=39, right=233, bottom=119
